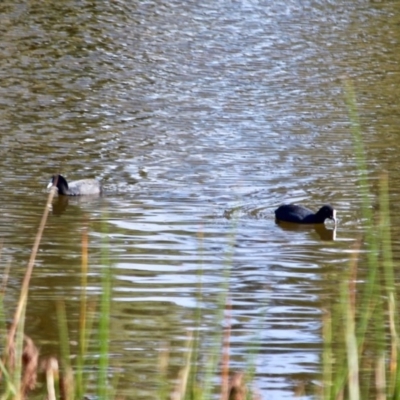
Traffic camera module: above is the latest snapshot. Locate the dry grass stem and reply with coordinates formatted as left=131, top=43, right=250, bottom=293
left=170, top=331, right=193, bottom=400
left=45, top=357, right=59, bottom=400
left=228, top=372, right=246, bottom=400
left=20, top=336, right=39, bottom=396
left=375, top=355, right=386, bottom=400
left=60, top=365, right=74, bottom=400
left=6, top=187, right=57, bottom=355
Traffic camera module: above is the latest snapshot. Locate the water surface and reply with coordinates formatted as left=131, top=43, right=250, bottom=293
left=1, top=0, right=400, bottom=398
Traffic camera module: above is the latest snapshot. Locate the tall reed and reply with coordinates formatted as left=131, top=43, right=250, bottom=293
left=320, top=80, right=400, bottom=399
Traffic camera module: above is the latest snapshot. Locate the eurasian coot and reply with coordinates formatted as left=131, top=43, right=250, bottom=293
left=47, top=174, right=102, bottom=196
left=275, top=204, right=336, bottom=224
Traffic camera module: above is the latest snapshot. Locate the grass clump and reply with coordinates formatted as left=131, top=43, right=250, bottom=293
left=317, top=80, right=400, bottom=400
left=0, top=187, right=258, bottom=400
left=0, top=185, right=116, bottom=400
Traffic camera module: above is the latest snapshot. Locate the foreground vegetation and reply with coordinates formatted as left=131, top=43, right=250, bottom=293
left=0, top=186, right=257, bottom=400
left=311, top=81, right=400, bottom=400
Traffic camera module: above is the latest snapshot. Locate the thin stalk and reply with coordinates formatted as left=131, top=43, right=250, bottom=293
left=98, top=213, right=111, bottom=400
left=375, top=354, right=386, bottom=400
left=171, top=332, right=193, bottom=400
left=220, top=301, right=231, bottom=400
left=379, top=174, right=399, bottom=397
left=244, top=296, right=268, bottom=398
left=0, top=261, right=11, bottom=348
left=6, top=187, right=57, bottom=354
left=186, top=227, right=206, bottom=399
left=0, top=358, right=16, bottom=399
left=345, top=244, right=360, bottom=400
left=344, top=287, right=359, bottom=400
left=330, top=241, right=361, bottom=399
left=201, top=221, right=237, bottom=400
left=379, top=173, right=395, bottom=295
left=56, top=300, right=71, bottom=368
left=13, top=303, right=26, bottom=400
left=76, top=224, right=89, bottom=399
left=343, top=79, right=380, bottom=346
left=321, top=311, right=332, bottom=400
left=388, top=292, right=400, bottom=400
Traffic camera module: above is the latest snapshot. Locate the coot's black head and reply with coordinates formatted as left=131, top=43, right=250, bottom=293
left=316, top=205, right=336, bottom=223
left=48, top=174, right=69, bottom=194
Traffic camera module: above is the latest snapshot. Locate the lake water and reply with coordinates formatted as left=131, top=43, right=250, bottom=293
left=1, top=1, right=400, bottom=398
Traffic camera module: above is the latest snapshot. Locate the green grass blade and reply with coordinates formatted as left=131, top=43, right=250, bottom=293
left=98, top=215, right=111, bottom=400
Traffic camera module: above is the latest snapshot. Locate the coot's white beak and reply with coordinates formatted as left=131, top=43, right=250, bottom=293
left=47, top=181, right=53, bottom=189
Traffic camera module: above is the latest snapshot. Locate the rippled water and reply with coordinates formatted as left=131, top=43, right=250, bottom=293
left=1, top=0, right=400, bottom=398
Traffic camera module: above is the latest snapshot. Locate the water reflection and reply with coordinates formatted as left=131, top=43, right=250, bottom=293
left=275, top=221, right=336, bottom=241
left=51, top=196, right=69, bottom=216
left=50, top=195, right=104, bottom=216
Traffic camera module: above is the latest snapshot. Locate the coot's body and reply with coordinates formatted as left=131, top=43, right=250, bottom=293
left=48, top=174, right=102, bottom=196
left=275, top=204, right=336, bottom=224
